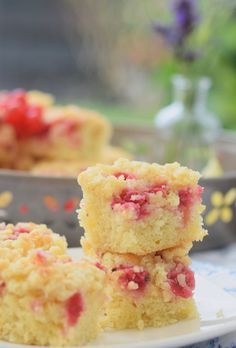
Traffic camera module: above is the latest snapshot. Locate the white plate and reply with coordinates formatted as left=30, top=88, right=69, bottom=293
left=1, top=248, right=236, bottom=348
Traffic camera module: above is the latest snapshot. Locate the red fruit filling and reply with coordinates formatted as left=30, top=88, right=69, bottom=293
left=34, top=250, right=48, bottom=265
left=111, top=183, right=167, bottom=219
left=94, top=262, right=106, bottom=272
left=112, top=189, right=149, bottom=219
left=13, top=225, right=31, bottom=234
left=113, top=172, right=136, bottom=180
left=149, top=183, right=168, bottom=195
left=178, top=185, right=203, bottom=223
left=53, top=120, right=81, bottom=146
left=0, top=89, right=48, bottom=138
left=65, top=292, right=84, bottom=326
left=0, top=281, right=6, bottom=296
left=6, top=225, right=31, bottom=240
left=197, top=185, right=204, bottom=198
left=167, top=263, right=195, bottom=298
left=113, top=264, right=150, bottom=293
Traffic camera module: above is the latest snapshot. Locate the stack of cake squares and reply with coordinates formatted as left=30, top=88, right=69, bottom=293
left=78, top=158, right=207, bottom=330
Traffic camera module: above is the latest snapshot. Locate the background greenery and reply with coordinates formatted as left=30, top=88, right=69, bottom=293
left=75, top=1, right=236, bottom=130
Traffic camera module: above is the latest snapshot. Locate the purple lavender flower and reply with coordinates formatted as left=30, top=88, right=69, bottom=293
left=153, top=0, right=199, bottom=63
left=153, top=24, right=182, bottom=46
left=174, top=0, right=198, bottom=37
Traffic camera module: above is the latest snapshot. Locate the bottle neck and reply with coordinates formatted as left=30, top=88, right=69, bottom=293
left=172, top=75, right=211, bottom=112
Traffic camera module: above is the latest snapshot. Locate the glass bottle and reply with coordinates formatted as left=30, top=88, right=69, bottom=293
left=154, top=75, right=221, bottom=171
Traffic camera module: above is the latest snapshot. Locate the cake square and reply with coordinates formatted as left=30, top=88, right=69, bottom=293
left=78, top=158, right=207, bottom=255
left=94, top=244, right=198, bottom=330
left=0, top=222, right=106, bottom=346
left=0, top=249, right=106, bottom=346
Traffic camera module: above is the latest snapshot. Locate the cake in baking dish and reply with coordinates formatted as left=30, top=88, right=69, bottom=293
left=30, top=146, right=132, bottom=177
left=93, top=243, right=198, bottom=330
left=78, top=158, right=207, bottom=255
left=23, top=105, right=111, bottom=162
left=0, top=89, right=112, bottom=170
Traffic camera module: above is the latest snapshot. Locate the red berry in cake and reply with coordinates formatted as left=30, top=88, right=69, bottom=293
left=148, top=183, right=167, bottom=195
left=0, top=281, right=6, bottom=296
left=178, top=185, right=203, bottom=224
left=13, top=225, right=30, bottom=234
left=167, top=263, right=195, bottom=298
left=34, top=250, right=49, bottom=265
left=112, top=184, right=168, bottom=220
left=26, top=105, right=47, bottom=135
left=65, top=292, right=84, bottom=326
left=114, top=265, right=150, bottom=293
left=113, top=172, right=136, bottom=180
left=178, top=188, right=194, bottom=208
left=6, top=225, right=31, bottom=240
left=197, top=185, right=204, bottom=198
left=94, top=262, right=106, bottom=272
left=54, top=120, right=81, bottom=146
left=112, top=189, right=149, bottom=220
left=0, top=89, right=48, bottom=138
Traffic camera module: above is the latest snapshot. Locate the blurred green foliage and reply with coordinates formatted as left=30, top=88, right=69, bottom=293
left=212, top=8, right=236, bottom=130
left=150, top=0, right=236, bottom=130
left=77, top=100, right=156, bottom=125
left=73, top=1, right=236, bottom=131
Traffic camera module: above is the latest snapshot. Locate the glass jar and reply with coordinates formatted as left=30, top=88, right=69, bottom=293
left=154, top=75, right=221, bottom=171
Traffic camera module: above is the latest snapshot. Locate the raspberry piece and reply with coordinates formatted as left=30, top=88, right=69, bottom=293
left=0, top=281, right=6, bottom=296
left=115, top=265, right=150, bottom=293
left=0, top=89, right=48, bottom=138
left=13, top=226, right=30, bottom=234
left=34, top=250, right=48, bottom=265
left=178, top=188, right=194, bottom=208
left=26, top=105, right=47, bottom=135
left=7, top=225, right=31, bottom=240
left=112, top=189, right=149, bottom=219
left=121, top=190, right=148, bottom=206
left=54, top=120, right=81, bottom=145
left=113, top=172, right=136, bottom=180
left=112, top=183, right=169, bottom=219
left=149, top=183, right=167, bottom=195
left=197, top=185, right=204, bottom=199
left=167, top=263, right=195, bottom=298
left=178, top=185, right=203, bottom=223
left=94, top=262, right=106, bottom=272
left=65, top=292, right=84, bottom=326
